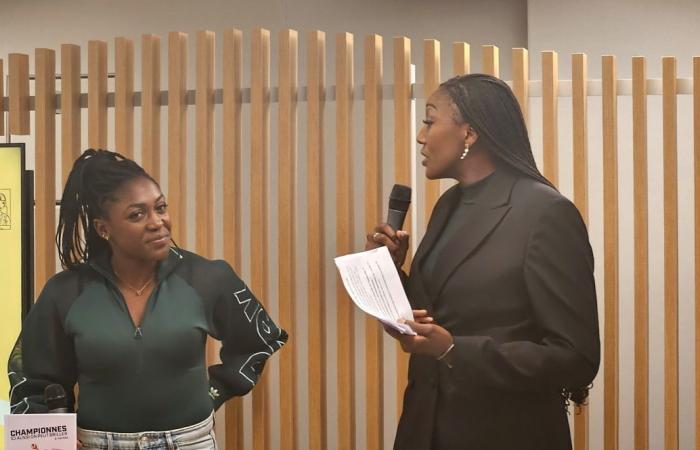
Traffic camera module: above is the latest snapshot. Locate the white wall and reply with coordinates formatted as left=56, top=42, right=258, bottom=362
left=528, top=2, right=700, bottom=449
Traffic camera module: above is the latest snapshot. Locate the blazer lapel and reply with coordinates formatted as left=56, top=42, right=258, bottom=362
left=425, top=169, right=518, bottom=302
left=413, top=184, right=461, bottom=267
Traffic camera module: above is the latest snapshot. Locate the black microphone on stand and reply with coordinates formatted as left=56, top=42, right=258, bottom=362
left=44, top=384, right=68, bottom=413
left=387, top=184, right=412, bottom=231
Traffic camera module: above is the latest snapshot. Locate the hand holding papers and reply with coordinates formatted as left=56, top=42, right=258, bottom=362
left=334, top=246, right=416, bottom=335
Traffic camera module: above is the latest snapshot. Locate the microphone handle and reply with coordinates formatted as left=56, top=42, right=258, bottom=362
left=48, top=407, right=69, bottom=413
left=387, top=208, right=407, bottom=231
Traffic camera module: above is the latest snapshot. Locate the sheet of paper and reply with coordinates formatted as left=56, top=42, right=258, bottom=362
left=334, top=246, right=416, bottom=335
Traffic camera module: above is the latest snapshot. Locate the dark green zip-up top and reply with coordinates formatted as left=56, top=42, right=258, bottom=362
left=8, top=248, right=287, bottom=432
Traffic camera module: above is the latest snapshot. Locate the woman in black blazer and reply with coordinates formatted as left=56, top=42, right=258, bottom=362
left=367, top=74, right=600, bottom=450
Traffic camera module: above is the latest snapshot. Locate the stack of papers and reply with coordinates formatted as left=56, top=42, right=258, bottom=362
left=334, top=246, right=416, bottom=335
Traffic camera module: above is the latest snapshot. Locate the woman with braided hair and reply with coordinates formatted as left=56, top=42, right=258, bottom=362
left=9, top=149, right=286, bottom=449
left=367, top=74, right=600, bottom=450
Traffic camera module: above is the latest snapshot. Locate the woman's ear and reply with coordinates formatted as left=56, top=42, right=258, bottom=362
left=463, top=124, right=479, bottom=149
left=93, top=218, right=110, bottom=241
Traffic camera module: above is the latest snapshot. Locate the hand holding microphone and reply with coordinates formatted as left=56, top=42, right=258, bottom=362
left=365, top=184, right=411, bottom=267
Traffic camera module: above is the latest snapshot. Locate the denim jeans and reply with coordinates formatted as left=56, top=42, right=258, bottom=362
left=78, top=413, right=216, bottom=450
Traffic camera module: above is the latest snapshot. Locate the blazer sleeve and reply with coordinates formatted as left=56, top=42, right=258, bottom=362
left=7, top=279, right=78, bottom=413
left=205, top=261, right=288, bottom=410
left=448, top=197, right=600, bottom=392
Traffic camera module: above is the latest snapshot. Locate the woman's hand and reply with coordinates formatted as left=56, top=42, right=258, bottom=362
left=365, top=223, right=410, bottom=267
left=383, top=310, right=453, bottom=358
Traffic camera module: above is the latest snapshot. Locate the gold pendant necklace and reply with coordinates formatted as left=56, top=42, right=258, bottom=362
left=114, top=271, right=154, bottom=296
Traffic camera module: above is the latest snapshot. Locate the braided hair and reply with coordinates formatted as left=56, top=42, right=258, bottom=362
left=439, top=74, right=555, bottom=190
left=56, top=149, right=158, bottom=270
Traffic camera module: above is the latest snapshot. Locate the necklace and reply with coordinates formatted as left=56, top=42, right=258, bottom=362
left=114, top=271, right=154, bottom=296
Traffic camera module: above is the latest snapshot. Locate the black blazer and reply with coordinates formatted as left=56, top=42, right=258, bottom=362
left=394, top=169, right=600, bottom=450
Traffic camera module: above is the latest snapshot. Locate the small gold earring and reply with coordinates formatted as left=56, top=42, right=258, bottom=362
left=103, top=234, right=109, bottom=241
left=460, top=147, right=469, bottom=160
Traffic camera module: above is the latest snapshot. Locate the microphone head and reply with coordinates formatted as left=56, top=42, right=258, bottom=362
left=44, top=383, right=67, bottom=412
left=388, top=184, right=411, bottom=212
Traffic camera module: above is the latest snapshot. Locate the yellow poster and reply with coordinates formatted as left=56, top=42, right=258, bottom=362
left=0, top=145, right=26, bottom=450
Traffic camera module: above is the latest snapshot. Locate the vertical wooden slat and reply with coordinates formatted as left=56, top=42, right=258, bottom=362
left=694, top=56, right=700, bottom=450
left=34, top=48, right=56, bottom=290
left=251, top=27, right=271, bottom=450
left=394, top=36, right=411, bottom=414
left=167, top=32, right=188, bottom=246
left=364, top=34, right=384, bottom=450
left=424, top=39, right=441, bottom=225
left=88, top=40, right=108, bottom=148
left=335, top=32, right=356, bottom=450
left=542, top=51, right=559, bottom=186
left=632, top=56, right=649, bottom=450
left=115, top=37, right=134, bottom=157
left=0, top=59, right=4, bottom=136
left=8, top=53, right=29, bottom=135
left=61, top=44, right=81, bottom=184
left=195, top=30, right=215, bottom=259
left=512, top=48, right=529, bottom=128
left=222, top=28, right=244, bottom=450
left=452, top=42, right=470, bottom=76
left=662, top=56, right=679, bottom=450
left=221, top=32, right=244, bottom=450
left=307, top=29, right=327, bottom=450
left=277, top=28, right=298, bottom=450
left=602, top=54, right=619, bottom=450
left=482, top=45, right=499, bottom=77
left=141, top=34, right=161, bottom=178
left=571, top=52, right=589, bottom=450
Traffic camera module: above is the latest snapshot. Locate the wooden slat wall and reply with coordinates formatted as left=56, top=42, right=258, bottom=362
left=335, top=31, right=356, bottom=450
left=512, top=48, right=528, bottom=128
left=141, top=34, right=161, bottom=178
left=88, top=40, right=108, bottom=149
left=34, top=48, right=56, bottom=290
left=453, top=42, right=470, bottom=76
left=364, top=33, right=384, bottom=450
left=9, top=31, right=700, bottom=450
left=542, top=51, right=559, bottom=186
left=222, top=28, right=244, bottom=450
left=167, top=32, right=188, bottom=246
left=423, top=39, right=441, bottom=224
left=8, top=53, right=29, bottom=135
left=482, top=45, right=499, bottom=77
left=195, top=30, right=215, bottom=259
left=602, top=54, right=619, bottom=450
left=250, top=27, right=271, bottom=450
left=571, top=52, right=589, bottom=450
left=393, top=36, right=411, bottom=415
left=115, top=37, right=134, bottom=158
left=632, top=56, right=649, bottom=450
left=277, top=28, right=298, bottom=450
left=307, top=29, right=327, bottom=450
left=61, top=44, right=81, bottom=183
left=695, top=55, right=700, bottom=450
left=662, top=56, right=679, bottom=450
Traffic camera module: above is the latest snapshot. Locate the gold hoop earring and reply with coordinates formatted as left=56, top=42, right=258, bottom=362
left=460, top=146, right=469, bottom=160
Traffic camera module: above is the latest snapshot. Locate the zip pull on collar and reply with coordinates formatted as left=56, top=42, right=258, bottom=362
left=134, top=327, right=143, bottom=339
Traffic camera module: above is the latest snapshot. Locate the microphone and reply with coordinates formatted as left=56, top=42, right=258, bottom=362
left=44, top=384, right=68, bottom=413
left=387, top=184, right=411, bottom=231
